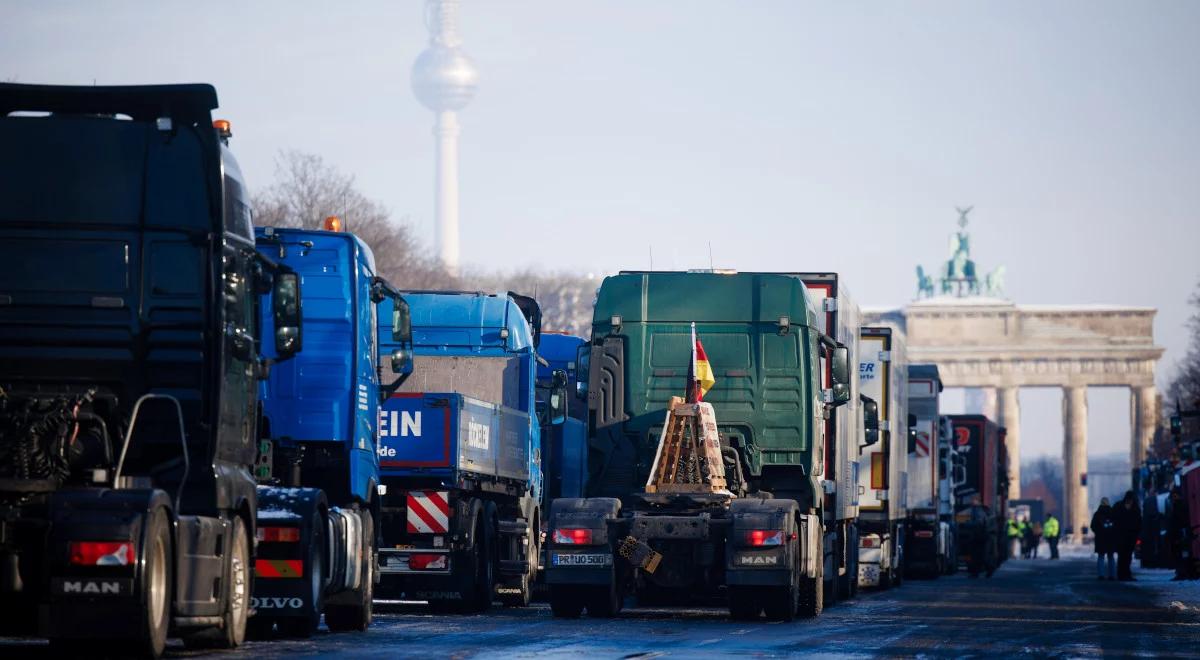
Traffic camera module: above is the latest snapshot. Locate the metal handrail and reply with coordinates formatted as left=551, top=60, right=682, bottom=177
left=113, top=393, right=190, bottom=510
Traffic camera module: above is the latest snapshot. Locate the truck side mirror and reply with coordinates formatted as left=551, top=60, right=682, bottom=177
left=390, top=348, right=413, bottom=377
left=861, top=397, right=879, bottom=446
left=550, top=369, right=569, bottom=426
left=392, top=296, right=413, bottom=344
left=272, top=271, right=302, bottom=360
left=828, top=346, right=851, bottom=406
left=575, top=344, right=591, bottom=400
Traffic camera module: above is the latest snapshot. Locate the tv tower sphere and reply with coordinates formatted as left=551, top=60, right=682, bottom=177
left=412, top=0, right=477, bottom=275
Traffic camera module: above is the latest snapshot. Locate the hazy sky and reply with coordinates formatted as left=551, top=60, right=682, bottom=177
left=4, top=1, right=1198, bottom=464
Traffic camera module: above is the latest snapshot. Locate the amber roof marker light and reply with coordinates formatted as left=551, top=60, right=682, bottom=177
left=323, top=216, right=343, bottom=232
left=213, top=119, right=232, bottom=143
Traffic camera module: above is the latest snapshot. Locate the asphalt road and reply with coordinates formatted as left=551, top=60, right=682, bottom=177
left=4, top=554, right=1198, bottom=658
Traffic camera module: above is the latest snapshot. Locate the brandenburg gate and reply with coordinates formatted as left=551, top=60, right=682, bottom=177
left=868, top=209, right=1163, bottom=540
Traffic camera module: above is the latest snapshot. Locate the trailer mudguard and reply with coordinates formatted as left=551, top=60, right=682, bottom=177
left=725, top=498, right=801, bottom=587
left=545, top=497, right=620, bottom=586
left=44, top=487, right=172, bottom=639
left=252, top=486, right=326, bottom=619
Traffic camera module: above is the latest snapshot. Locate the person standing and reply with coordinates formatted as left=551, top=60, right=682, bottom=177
left=966, top=495, right=992, bottom=578
left=1030, top=519, right=1043, bottom=559
left=1114, top=491, right=1143, bottom=581
left=1169, top=487, right=1195, bottom=581
left=1092, top=498, right=1117, bottom=580
left=1006, top=516, right=1021, bottom=559
left=1044, top=513, right=1061, bottom=560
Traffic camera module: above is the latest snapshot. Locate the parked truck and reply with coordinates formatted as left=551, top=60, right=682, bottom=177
left=904, top=365, right=958, bottom=576
left=950, top=414, right=1008, bottom=575
left=374, top=292, right=551, bottom=611
left=537, top=332, right=588, bottom=503
left=249, top=223, right=413, bottom=636
left=856, top=326, right=908, bottom=588
left=0, top=83, right=303, bottom=656
left=546, top=271, right=858, bottom=620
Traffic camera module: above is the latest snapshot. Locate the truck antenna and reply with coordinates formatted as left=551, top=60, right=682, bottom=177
left=708, top=242, right=714, bottom=272
left=649, top=245, right=654, bottom=270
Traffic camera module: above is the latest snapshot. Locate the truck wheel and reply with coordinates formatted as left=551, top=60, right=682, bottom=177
left=549, top=584, right=584, bottom=618
left=585, top=580, right=622, bottom=618
left=280, top=510, right=326, bottom=637
left=120, top=506, right=171, bottom=658
left=326, top=510, right=374, bottom=632
left=459, top=507, right=495, bottom=613
left=764, top=535, right=800, bottom=622
left=797, top=548, right=824, bottom=618
left=499, top=513, right=536, bottom=608
left=727, top=586, right=761, bottom=620
left=183, top=516, right=250, bottom=649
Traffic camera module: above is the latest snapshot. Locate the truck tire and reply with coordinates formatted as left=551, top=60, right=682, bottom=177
left=797, top=545, right=824, bottom=618
left=763, top=534, right=800, bottom=622
left=549, top=584, right=584, bottom=618
left=499, top=514, right=535, bottom=608
left=280, top=510, right=326, bottom=638
left=183, top=516, right=250, bottom=649
left=116, top=506, right=171, bottom=658
left=585, top=580, right=622, bottom=618
left=459, top=506, right=495, bottom=614
left=326, top=510, right=373, bottom=632
left=727, top=586, right=762, bottom=620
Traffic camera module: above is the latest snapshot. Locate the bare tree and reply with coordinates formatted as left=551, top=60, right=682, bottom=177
left=251, top=150, right=601, bottom=336
left=1166, top=278, right=1200, bottom=407
left=252, top=150, right=454, bottom=290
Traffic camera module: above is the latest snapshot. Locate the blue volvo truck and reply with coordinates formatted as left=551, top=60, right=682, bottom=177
left=251, top=224, right=413, bottom=637
left=375, top=292, right=559, bottom=611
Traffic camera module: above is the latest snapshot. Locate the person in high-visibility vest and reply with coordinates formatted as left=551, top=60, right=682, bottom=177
left=1044, top=514, right=1061, bottom=560
left=1007, top=517, right=1022, bottom=559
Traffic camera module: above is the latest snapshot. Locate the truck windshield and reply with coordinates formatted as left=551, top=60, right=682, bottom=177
left=0, top=115, right=210, bottom=229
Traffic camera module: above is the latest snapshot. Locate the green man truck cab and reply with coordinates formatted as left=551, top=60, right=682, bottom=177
left=0, top=83, right=302, bottom=657
left=547, top=271, right=856, bottom=620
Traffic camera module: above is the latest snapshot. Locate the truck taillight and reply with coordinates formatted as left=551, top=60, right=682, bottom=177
left=745, top=530, right=786, bottom=547
left=69, top=541, right=134, bottom=566
left=409, top=554, right=448, bottom=570
left=257, top=526, right=301, bottom=543
left=915, top=530, right=934, bottom=538
left=553, top=528, right=594, bottom=545
left=861, top=536, right=880, bottom=548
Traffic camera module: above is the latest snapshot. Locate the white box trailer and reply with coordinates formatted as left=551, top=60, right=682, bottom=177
left=856, top=326, right=908, bottom=589
left=799, top=274, right=863, bottom=602
left=904, top=365, right=958, bottom=576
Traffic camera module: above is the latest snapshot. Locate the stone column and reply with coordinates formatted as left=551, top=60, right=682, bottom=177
left=1131, top=385, right=1157, bottom=467
left=1062, top=385, right=1089, bottom=541
left=998, top=386, right=1021, bottom=500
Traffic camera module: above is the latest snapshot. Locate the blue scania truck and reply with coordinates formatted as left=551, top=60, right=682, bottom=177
left=375, top=291, right=559, bottom=611
left=251, top=224, right=412, bottom=637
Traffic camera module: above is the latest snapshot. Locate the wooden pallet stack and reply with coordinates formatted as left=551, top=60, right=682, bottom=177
left=645, top=396, right=729, bottom=494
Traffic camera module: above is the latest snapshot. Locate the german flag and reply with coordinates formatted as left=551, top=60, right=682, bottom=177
left=686, top=322, right=716, bottom=403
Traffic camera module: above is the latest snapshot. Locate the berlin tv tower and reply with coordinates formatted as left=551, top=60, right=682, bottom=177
left=412, top=0, right=479, bottom=276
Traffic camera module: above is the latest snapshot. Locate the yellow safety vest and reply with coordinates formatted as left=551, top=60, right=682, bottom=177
left=1043, top=517, right=1059, bottom=538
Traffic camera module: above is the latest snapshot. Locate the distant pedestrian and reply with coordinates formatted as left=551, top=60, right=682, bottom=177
left=1114, top=490, right=1142, bottom=581
left=1019, top=518, right=1031, bottom=559
left=1169, top=487, right=1195, bottom=581
left=1092, top=498, right=1117, bottom=580
left=1029, top=520, right=1043, bottom=559
left=966, top=495, right=993, bottom=578
left=1006, top=516, right=1021, bottom=559
left=1044, top=513, right=1061, bottom=560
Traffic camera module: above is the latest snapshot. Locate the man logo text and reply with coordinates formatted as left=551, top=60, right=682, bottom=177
left=737, top=555, right=779, bottom=566
left=62, top=580, right=120, bottom=594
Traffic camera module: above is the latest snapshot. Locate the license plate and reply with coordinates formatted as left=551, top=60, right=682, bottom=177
left=552, top=553, right=612, bottom=567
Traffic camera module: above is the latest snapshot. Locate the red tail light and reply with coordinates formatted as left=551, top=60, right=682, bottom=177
left=745, top=530, right=786, bottom=547
left=861, top=536, right=880, bottom=548
left=553, top=528, right=594, bottom=545
left=69, top=541, right=134, bottom=566
left=257, top=526, right=301, bottom=543
left=409, top=554, right=448, bottom=570
left=915, top=530, right=934, bottom=538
